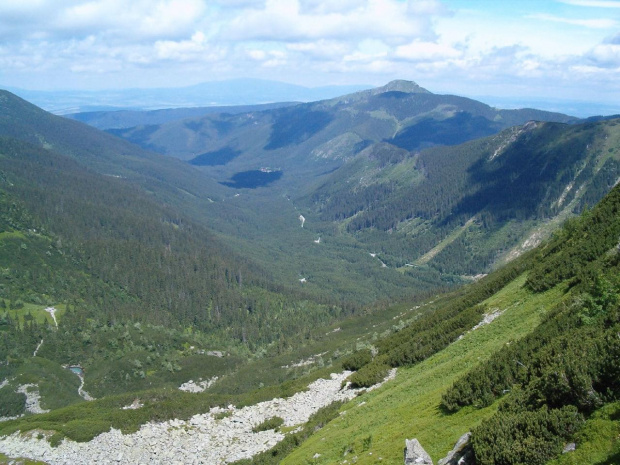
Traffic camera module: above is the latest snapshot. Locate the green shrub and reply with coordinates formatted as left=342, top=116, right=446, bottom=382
left=348, top=362, right=389, bottom=388
left=342, top=349, right=372, bottom=371
left=214, top=410, right=232, bottom=420
left=252, top=416, right=284, bottom=433
left=0, top=387, right=26, bottom=417
left=49, top=432, right=64, bottom=448
left=472, top=405, right=583, bottom=465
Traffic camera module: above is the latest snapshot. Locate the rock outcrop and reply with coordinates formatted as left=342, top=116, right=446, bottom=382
left=404, top=438, right=433, bottom=464
left=438, top=432, right=474, bottom=465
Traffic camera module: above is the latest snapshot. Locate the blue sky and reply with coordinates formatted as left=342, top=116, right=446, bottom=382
left=0, top=0, right=618, bottom=106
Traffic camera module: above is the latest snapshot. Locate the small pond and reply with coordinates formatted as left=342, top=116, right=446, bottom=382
left=69, top=366, right=84, bottom=376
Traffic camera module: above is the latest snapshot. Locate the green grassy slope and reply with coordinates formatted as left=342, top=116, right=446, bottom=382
left=280, top=183, right=620, bottom=464
left=283, top=275, right=563, bottom=464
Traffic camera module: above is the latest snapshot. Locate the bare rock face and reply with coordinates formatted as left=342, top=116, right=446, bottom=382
left=438, top=432, right=474, bottom=465
left=404, top=438, right=433, bottom=464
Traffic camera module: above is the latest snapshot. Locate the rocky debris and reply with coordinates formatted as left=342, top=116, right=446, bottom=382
left=45, top=307, right=58, bottom=328
left=404, top=438, right=433, bottom=464
left=17, top=384, right=49, bottom=415
left=1, top=384, right=50, bottom=422
left=373, top=368, right=397, bottom=389
left=281, top=352, right=328, bottom=369
left=438, top=432, right=473, bottom=465
left=122, top=399, right=144, bottom=410
left=471, top=308, right=504, bottom=331
left=563, top=442, right=576, bottom=453
left=0, top=370, right=398, bottom=464
left=489, top=121, right=541, bottom=161
left=179, top=377, right=219, bottom=393
left=206, top=351, right=225, bottom=358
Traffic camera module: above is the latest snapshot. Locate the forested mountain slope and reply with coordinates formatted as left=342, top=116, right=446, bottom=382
left=305, top=118, right=620, bottom=274
left=0, top=90, right=229, bottom=211
left=3, top=128, right=617, bottom=465
left=0, top=88, right=433, bottom=308
left=0, top=112, right=357, bottom=409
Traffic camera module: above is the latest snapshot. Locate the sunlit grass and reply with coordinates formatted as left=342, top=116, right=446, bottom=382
left=5, top=302, right=65, bottom=326
left=282, top=276, right=566, bottom=464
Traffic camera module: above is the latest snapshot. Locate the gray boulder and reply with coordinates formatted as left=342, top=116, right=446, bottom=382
left=563, top=442, right=576, bottom=453
left=438, top=432, right=474, bottom=465
left=404, top=438, right=433, bottom=464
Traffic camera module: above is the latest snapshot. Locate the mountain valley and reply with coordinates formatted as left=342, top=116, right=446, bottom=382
left=0, top=82, right=619, bottom=464
left=98, top=82, right=619, bottom=297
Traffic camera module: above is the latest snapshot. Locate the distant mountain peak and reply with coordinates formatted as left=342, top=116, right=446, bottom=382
left=332, top=79, right=432, bottom=103
left=373, top=80, right=431, bottom=95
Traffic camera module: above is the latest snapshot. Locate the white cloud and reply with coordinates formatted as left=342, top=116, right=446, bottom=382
left=215, top=0, right=266, bottom=7
left=287, top=40, right=353, bottom=59
left=0, top=0, right=209, bottom=41
left=155, top=32, right=226, bottom=62
left=244, top=48, right=287, bottom=67
left=298, top=0, right=361, bottom=14
left=224, top=0, right=439, bottom=42
left=395, top=41, right=462, bottom=61
left=246, top=49, right=267, bottom=61
left=586, top=42, right=620, bottom=67
left=138, top=0, right=207, bottom=38
left=528, top=13, right=617, bottom=29
left=0, top=0, right=49, bottom=15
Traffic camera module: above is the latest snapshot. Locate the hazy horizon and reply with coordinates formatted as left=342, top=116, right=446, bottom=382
left=0, top=0, right=618, bottom=110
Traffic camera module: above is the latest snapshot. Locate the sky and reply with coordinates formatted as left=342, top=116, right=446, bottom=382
left=1, top=0, right=619, bottom=106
